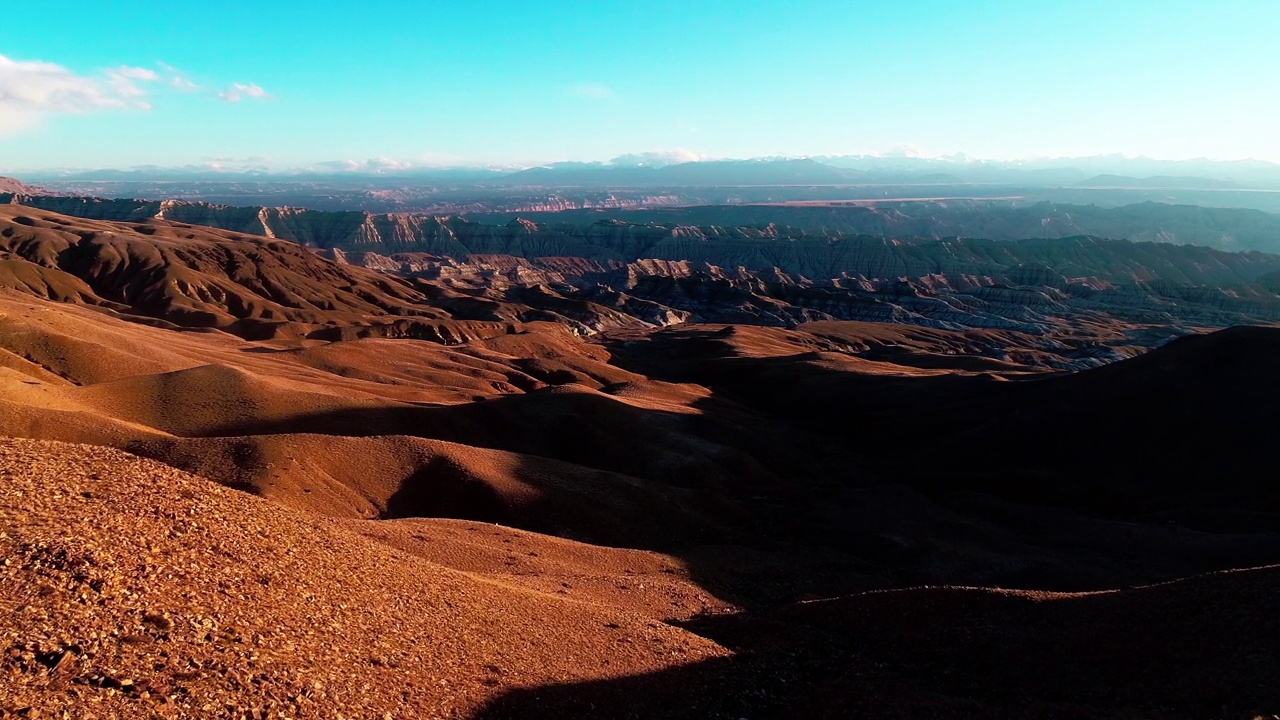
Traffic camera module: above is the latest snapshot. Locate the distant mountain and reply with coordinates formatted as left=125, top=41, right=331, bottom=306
left=37, top=158, right=857, bottom=187
left=18, top=154, right=1280, bottom=190
left=817, top=155, right=1280, bottom=188
left=32, top=166, right=509, bottom=184
left=1074, top=175, right=1242, bottom=189
left=499, top=158, right=857, bottom=187
left=8, top=194, right=1280, bottom=341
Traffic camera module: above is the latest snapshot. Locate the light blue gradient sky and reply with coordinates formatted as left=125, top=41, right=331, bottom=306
left=1, top=0, right=1276, bottom=170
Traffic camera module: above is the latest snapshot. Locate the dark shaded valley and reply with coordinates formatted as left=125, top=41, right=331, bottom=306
left=1, top=195, right=1278, bottom=719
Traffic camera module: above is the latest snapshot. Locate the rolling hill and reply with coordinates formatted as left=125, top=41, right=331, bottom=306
left=2, top=204, right=1279, bottom=717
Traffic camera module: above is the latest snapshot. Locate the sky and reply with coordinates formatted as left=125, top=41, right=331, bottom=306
left=1, top=0, right=1277, bottom=171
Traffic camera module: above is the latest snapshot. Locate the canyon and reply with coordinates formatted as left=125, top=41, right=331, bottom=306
left=1, top=198, right=1278, bottom=718
left=7, top=191, right=1280, bottom=364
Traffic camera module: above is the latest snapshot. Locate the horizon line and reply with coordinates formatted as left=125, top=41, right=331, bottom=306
left=9, top=151, right=1280, bottom=178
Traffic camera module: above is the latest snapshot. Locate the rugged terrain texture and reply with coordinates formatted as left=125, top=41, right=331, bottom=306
left=4, top=204, right=1280, bottom=363
left=11, top=192, right=1280, bottom=253
left=2, top=205, right=1279, bottom=717
left=0, top=439, right=729, bottom=718
left=495, top=200, right=1280, bottom=252
left=8, top=441, right=1275, bottom=719
left=331, top=249, right=1280, bottom=351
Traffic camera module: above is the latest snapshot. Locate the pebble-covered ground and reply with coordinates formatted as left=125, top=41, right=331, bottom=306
left=0, top=439, right=729, bottom=719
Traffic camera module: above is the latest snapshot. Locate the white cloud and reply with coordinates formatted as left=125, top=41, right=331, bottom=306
left=204, top=155, right=274, bottom=165
left=106, top=66, right=160, bottom=99
left=865, top=145, right=927, bottom=159
left=609, top=149, right=702, bottom=167
left=0, top=53, right=152, bottom=133
left=0, top=54, right=270, bottom=135
left=217, top=82, right=271, bottom=103
left=568, top=83, right=617, bottom=100
left=313, top=157, right=416, bottom=173
left=109, top=66, right=159, bottom=81
left=157, top=62, right=201, bottom=92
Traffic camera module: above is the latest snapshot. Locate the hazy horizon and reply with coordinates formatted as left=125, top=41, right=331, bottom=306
left=11, top=150, right=1280, bottom=178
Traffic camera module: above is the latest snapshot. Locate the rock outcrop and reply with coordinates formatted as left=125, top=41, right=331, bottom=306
left=0, top=177, right=53, bottom=196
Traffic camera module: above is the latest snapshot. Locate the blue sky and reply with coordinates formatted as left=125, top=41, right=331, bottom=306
left=1, top=0, right=1277, bottom=170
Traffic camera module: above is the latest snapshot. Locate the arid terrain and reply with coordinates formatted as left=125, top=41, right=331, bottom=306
left=2, top=201, right=1279, bottom=718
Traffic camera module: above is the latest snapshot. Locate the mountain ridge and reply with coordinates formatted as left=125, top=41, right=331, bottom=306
left=10, top=192, right=1280, bottom=256
left=17, top=154, right=1280, bottom=187
left=5, top=202, right=1280, bottom=357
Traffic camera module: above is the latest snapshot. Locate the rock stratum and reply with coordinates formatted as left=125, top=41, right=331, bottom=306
left=5, top=201, right=1280, bottom=363
left=12, top=191, right=1280, bottom=253
left=1, top=205, right=1279, bottom=718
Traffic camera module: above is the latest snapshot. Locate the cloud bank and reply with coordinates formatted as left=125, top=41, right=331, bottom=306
left=608, top=149, right=702, bottom=167
left=217, top=82, right=272, bottom=104
left=312, top=157, right=416, bottom=173
left=0, top=54, right=148, bottom=132
left=0, top=53, right=270, bottom=134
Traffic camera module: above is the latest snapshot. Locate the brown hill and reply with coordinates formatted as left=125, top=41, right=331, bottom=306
left=3, top=205, right=1280, bottom=717
left=0, top=293, right=756, bottom=547
left=0, top=177, right=49, bottom=195
left=127, top=433, right=722, bottom=548
left=0, top=205, right=688, bottom=342
left=1, top=286, right=1278, bottom=588
left=5, top=437, right=1279, bottom=718
left=0, top=205, right=474, bottom=341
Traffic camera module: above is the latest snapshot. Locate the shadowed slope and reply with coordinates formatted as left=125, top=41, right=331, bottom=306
left=0, top=295, right=774, bottom=550
left=0, top=206, right=515, bottom=341
left=2, top=205, right=1280, bottom=717
left=475, top=565, right=1280, bottom=719
left=339, top=517, right=737, bottom=622
left=921, top=325, right=1280, bottom=513
left=70, top=363, right=410, bottom=437
left=126, top=433, right=722, bottom=548
left=607, top=321, right=1280, bottom=516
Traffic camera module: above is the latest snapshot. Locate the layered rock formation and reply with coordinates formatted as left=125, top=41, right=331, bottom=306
left=11, top=193, right=1280, bottom=260
left=498, top=200, right=1280, bottom=253
left=6, top=203, right=1280, bottom=366
left=324, top=248, right=1280, bottom=360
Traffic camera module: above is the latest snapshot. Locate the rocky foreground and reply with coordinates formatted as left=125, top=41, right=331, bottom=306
left=4, top=440, right=1277, bottom=719
left=0, top=439, right=728, bottom=718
